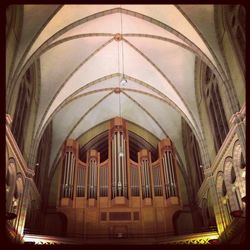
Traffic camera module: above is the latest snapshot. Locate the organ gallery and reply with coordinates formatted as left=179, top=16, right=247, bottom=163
left=57, top=117, right=182, bottom=237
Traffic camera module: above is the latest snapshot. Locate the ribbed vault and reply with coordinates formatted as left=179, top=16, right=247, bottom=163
left=8, top=5, right=230, bottom=175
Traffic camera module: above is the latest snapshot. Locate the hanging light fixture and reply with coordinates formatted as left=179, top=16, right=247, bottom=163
left=114, top=5, right=127, bottom=121
left=119, top=5, right=127, bottom=86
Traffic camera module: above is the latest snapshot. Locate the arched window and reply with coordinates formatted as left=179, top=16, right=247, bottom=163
left=225, top=5, right=246, bottom=73
left=182, top=118, right=204, bottom=193
left=12, top=67, right=35, bottom=153
left=203, top=66, right=229, bottom=152
left=35, top=122, right=52, bottom=192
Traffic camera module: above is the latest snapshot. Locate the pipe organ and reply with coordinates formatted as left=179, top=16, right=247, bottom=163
left=58, top=117, right=182, bottom=238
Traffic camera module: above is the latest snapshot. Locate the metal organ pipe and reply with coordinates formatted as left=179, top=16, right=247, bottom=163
left=77, top=167, right=83, bottom=197
left=66, top=152, right=70, bottom=197
left=163, top=153, right=170, bottom=198
left=61, top=150, right=76, bottom=198
left=77, top=168, right=79, bottom=196
left=62, top=153, right=67, bottom=197
left=141, top=160, right=145, bottom=197
left=117, top=131, right=122, bottom=196
left=166, top=151, right=172, bottom=195
left=111, top=130, right=128, bottom=198
left=121, top=133, right=127, bottom=197
left=114, top=133, right=117, bottom=197
left=112, top=135, right=115, bottom=198
left=153, top=166, right=162, bottom=196
left=68, top=152, right=72, bottom=197
left=121, top=133, right=125, bottom=196
left=169, top=152, right=176, bottom=196
left=65, top=152, right=70, bottom=197
left=141, top=158, right=151, bottom=198
left=88, top=158, right=97, bottom=199
left=69, top=152, right=72, bottom=197
left=70, top=154, right=75, bottom=197
left=163, top=150, right=177, bottom=198
left=88, top=160, right=91, bottom=198
left=144, top=160, right=148, bottom=197
left=91, top=159, right=93, bottom=198
left=146, top=160, right=151, bottom=197
left=93, top=159, right=97, bottom=198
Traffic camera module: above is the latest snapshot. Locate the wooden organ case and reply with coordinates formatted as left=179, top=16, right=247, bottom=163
left=57, top=117, right=182, bottom=238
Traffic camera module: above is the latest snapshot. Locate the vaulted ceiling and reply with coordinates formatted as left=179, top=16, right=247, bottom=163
left=12, top=5, right=228, bottom=174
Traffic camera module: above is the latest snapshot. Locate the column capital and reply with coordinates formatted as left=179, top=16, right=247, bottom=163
left=203, top=165, right=212, bottom=177
left=229, top=104, right=246, bottom=126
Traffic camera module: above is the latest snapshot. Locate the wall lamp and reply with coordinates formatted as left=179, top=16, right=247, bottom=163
left=230, top=210, right=245, bottom=218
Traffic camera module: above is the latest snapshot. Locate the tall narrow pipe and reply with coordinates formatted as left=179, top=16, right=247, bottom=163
left=81, top=168, right=83, bottom=196
left=162, top=159, right=166, bottom=196
left=69, top=153, right=72, bottom=197
left=65, top=152, right=70, bottom=197
left=91, top=160, right=93, bottom=197
left=145, top=160, right=148, bottom=197
left=123, top=136, right=127, bottom=197
left=79, top=168, right=81, bottom=196
left=70, top=152, right=73, bottom=197
left=62, top=154, right=67, bottom=196
left=71, top=154, right=75, bottom=197
left=88, top=159, right=91, bottom=198
left=66, top=152, right=71, bottom=197
left=143, top=161, right=146, bottom=198
left=117, top=131, right=121, bottom=196
left=146, top=160, right=151, bottom=197
left=144, top=160, right=148, bottom=197
left=169, top=152, right=176, bottom=196
left=167, top=152, right=171, bottom=194
left=141, top=162, right=144, bottom=197
left=121, top=133, right=125, bottom=195
left=163, top=153, right=170, bottom=197
left=89, top=160, right=92, bottom=198
left=62, top=153, right=67, bottom=197
left=166, top=152, right=172, bottom=195
left=94, top=160, right=97, bottom=198
left=112, top=136, right=115, bottom=197
left=169, top=152, right=175, bottom=196
left=92, top=160, right=94, bottom=197
left=114, top=133, right=117, bottom=197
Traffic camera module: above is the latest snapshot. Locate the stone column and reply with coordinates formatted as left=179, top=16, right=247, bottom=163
left=229, top=105, right=245, bottom=162
left=203, top=166, right=225, bottom=236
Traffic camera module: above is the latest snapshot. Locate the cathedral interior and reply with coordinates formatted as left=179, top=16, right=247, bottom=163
left=6, top=4, right=245, bottom=245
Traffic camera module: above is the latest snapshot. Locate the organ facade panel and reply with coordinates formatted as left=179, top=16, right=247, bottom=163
left=57, top=117, right=182, bottom=237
